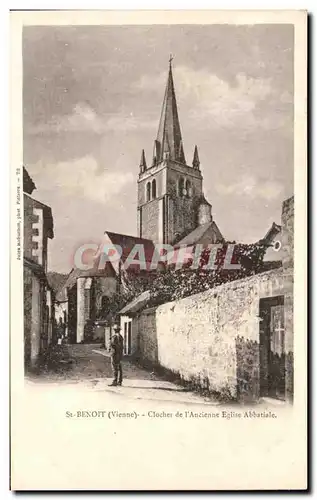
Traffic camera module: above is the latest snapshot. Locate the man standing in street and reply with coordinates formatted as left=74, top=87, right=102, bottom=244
left=109, top=325, right=124, bottom=386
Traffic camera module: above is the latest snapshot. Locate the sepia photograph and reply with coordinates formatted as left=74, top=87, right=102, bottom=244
left=23, top=22, right=295, bottom=403
left=11, top=10, right=307, bottom=491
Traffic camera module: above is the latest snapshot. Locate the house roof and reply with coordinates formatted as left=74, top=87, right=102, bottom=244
left=47, top=272, right=68, bottom=299
left=119, top=290, right=151, bottom=316
left=23, top=166, right=36, bottom=195
left=174, top=220, right=224, bottom=248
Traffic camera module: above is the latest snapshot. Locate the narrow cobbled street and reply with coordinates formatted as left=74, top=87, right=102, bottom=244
left=21, top=345, right=287, bottom=490
left=26, top=344, right=286, bottom=409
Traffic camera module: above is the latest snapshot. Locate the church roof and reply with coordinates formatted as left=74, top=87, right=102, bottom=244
left=155, top=59, right=185, bottom=164
left=105, top=231, right=156, bottom=268
left=58, top=259, right=116, bottom=297
left=174, top=221, right=224, bottom=248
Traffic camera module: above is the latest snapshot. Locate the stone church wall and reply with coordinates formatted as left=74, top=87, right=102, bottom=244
left=166, top=166, right=203, bottom=242
left=139, top=199, right=160, bottom=242
left=138, top=268, right=283, bottom=402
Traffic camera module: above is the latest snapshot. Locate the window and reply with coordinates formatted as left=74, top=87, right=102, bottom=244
left=146, top=182, right=151, bottom=202
left=185, top=179, right=192, bottom=197
left=152, top=179, right=157, bottom=199
left=178, top=177, right=185, bottom=197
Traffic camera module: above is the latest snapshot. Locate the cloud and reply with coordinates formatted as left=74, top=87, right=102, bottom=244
left=134, top=65, right=291, bottom=131
left=215, top=175, right=284, bottom=201
left=28, top=102, right=157, bottom=135
left=30, top=155, right=134, bottom=204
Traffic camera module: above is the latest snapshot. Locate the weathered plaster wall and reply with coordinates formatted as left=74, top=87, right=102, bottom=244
left=24, top=267, right=33, bottom=368
left=138, top=269, right=283, bottom=401
left=137, top=308, right=159, bottom=366
left=30, top=276, right=42, bottom=368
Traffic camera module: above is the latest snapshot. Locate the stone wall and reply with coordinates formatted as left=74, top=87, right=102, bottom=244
left=135, top=196, right=294, bottom=402
left=138, top=269, right=283, bottom=402
left=136, top=308, right=158, bottom=366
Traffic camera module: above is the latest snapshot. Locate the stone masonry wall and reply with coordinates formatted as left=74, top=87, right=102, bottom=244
left=139, top=199, right=160, bottom=242
left=137, top=307, right=159, bottom=367
left=138, top=269, right=283, bottom=402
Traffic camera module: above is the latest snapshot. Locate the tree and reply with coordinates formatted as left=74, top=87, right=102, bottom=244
left=147, top=242, right=268, bottom=307
left=98, top=242, right=269, bottom=316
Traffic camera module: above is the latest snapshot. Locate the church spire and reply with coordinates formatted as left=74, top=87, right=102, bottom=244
left=139, top=149, right=147, bottom=173
left=192, top=145, right=200, bottom=169
left=153, top=56, right=186, bottom=165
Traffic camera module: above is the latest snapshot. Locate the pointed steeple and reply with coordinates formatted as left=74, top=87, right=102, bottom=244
left=154, top=56, right=186, bottom=165
left=192, top=145, right=200, bottom=169
left=139, top=149, right=147, bottom=173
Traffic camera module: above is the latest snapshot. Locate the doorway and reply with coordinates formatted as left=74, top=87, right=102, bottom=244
left=68, top=285, right=77, bottom=344
left=259, top=296, right=285, bottom=400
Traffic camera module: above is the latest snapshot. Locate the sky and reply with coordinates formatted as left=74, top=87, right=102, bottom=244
left=23, top=24, right=294, bottom=273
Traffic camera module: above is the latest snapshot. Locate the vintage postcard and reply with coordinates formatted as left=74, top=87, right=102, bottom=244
left=10, top=10, right=307, bottom=490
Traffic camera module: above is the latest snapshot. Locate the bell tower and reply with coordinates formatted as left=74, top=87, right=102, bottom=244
left=137, top=58, right=205, bottom=244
